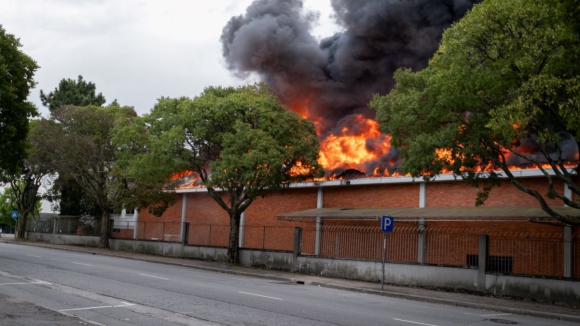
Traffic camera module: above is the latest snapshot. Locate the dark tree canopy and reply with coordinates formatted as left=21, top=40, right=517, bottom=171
left=40, top=75, right=106, bottom=113
left=40, top=75, right=108, bottom=216
left=35, top=104, right=136, bottom=248
left=0, top=25, right=38, bottom=178
left=371, top=0, right=580, bottom=225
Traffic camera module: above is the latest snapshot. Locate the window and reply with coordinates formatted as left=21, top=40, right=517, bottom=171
left=465, top=254, right=513, bottom=273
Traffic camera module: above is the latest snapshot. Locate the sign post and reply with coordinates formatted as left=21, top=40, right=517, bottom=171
left=11, top=211, right=18, bottom=219
left=380, top=215, right=394, bottom=290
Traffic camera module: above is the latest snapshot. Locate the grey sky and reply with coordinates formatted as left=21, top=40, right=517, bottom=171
left=0, top=0, right=340, bottom=117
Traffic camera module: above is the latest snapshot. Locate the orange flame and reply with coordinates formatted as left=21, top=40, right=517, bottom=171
left=317, top=115, right=394, bottom=178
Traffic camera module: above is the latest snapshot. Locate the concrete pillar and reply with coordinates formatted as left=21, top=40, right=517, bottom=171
left=292, top=227, right=303, bottom=272
left=133, top=209, right=139, bottom=240
left=564, top=225, right=572, bottom=278
left=239, top=211, right=246, bottom=248
left=477, top=235, right=489, bottom=292
left=417, top=218, right=426, bottom=264
left=564, top=183, right=572, bottom=207
left=315, top=187, right=323, bottom=256
left=419, top=182, right=426, bottom=208
left=180, top=193, right=187, bottom=241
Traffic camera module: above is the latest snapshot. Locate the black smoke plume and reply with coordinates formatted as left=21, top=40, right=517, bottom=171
left=221, top=0, right=480, bottom=138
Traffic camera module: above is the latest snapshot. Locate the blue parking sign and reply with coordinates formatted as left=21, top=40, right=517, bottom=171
left=381, top=216, right=394, bottom=232
left=11, top=211, right=18, bottom=219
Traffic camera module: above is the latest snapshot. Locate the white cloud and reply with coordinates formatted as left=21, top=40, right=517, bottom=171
left=0, top=0, right=338, bottom=116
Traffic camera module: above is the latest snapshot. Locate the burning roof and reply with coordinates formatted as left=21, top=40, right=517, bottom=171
left=220, top=0, right=482, bottom=176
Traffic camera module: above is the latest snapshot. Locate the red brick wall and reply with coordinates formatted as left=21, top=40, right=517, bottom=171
left=134, top=178, right=576, bottom=276
left=185, top=192, right=230, bottom=225
left=243, top=188, right=318, bottom=251
left=139, top=193, right=183, bottom=222
left=324, top=184, right=419, bottom=208
left=426, top=179, right=566, bottom=207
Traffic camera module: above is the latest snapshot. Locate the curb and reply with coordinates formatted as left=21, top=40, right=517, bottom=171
left=3, top=240, right=580, bottom=323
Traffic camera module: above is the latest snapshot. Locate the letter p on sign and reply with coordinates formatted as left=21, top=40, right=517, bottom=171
left=381, top=216, right=394, bottom=232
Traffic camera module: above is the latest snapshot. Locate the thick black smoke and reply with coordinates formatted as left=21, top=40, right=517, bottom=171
left=221, top=0, right=480, bottom=137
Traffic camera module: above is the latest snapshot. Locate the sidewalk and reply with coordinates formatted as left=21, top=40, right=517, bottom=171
left=2, top=238, right=580, bottom=323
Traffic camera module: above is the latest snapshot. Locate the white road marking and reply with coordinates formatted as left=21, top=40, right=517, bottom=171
left=59, top=302, right=135, bottom=312
left=72, top=262, right=94, bottom=267
left=31, top=279, right=52, bottom=285
left=393, top=318, right=438, bottom=326
left=464, top=312, right=512, bottom=317
left=138, top=273, right=169, bottom=280
left=26, top=254, right=40, bottom=258
left=0, top=280, right=52, bottom=286
left=238, top=291, right=284, bottom=301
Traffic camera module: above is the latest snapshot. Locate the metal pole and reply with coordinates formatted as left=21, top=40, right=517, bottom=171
left=382, top=233, right=388, bottom=290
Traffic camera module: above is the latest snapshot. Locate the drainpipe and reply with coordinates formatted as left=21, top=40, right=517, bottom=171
left=315, top=187, right=323, bottom=256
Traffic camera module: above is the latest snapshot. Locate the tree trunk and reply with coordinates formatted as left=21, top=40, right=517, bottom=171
left=16, top=213, right=28, bottom=240
left=100, top=210, right=110, bottom=249
left=226, top=211, right=242, bottom=264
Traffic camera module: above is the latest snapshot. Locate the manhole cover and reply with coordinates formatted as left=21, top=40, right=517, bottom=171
left=489, top=319, right=518, bottom=324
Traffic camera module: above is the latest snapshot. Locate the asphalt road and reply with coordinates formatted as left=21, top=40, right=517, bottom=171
left=0, top=242, right=574, bottom=326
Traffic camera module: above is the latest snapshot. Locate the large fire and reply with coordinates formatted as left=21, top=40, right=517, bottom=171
left=168, top=104, right=578, bottom=189
left=317, top=115, right=398, bottom=178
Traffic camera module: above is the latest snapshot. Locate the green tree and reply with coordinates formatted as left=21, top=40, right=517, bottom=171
left=35, top=104, right=137, bottom=248
left=0, top=25, right=39, bottom=178
left=0, top=188, right=19, bottom=229
left=371, top=0, right=580, bottom=225
left=1, top=120, right=53, bottom=239
left=40, top=76, right=108, bottom=217
left=40, top=75, right=106, bottom=113
left=119, top=84, right=323, bottom=263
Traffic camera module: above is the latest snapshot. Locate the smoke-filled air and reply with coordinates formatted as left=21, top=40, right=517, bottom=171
left=220, top=0, right=482, bottom=178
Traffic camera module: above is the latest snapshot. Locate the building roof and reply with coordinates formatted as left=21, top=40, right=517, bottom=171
left=276, top=206, right=580, bottom=222
left=175, top=168, right=573, bottom=193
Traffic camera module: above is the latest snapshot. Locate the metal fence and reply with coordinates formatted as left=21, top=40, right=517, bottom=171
left=109, top=220, right=580, bottom=279
left=26, top=216, right=102, bottom=236
left=111, top=221, right=183, bottom=242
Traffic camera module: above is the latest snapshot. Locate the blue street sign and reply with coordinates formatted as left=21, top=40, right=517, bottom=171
left=381, top=215, right=394, bottom=232
left=11, top=211, right=18, bottom=219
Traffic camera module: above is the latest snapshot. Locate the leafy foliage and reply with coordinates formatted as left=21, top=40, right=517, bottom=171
left=40, top=75, right=106, bottom=113
left=34, top=104, right=137, bottom=247
left=0, top=25, right=38, bottom=177
left=118, top=84, right=323, bottom=262
left=371, top=0, right=580, bottom=225
left=40, top=76, right=108, bottom=217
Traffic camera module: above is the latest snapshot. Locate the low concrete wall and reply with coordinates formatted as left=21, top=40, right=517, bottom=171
left=110, top=239, right=228, bottom=262
left=240, top=249, right=293, bottom=271
left=26, top=232, right=53, bottom=243
left=486, top=274, right=580, bottom=304
left=26, top=236, right=580, bottom=305
left=27, top=232, right=100, bottom=247
left=297, top=256, right=479, bottom=291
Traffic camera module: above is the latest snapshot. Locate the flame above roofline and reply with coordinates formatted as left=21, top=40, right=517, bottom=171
left=172, top=168, right=577, bottom=193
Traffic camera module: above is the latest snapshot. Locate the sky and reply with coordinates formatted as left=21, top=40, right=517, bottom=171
left=0, top=0, right=342, bottom=212
left=0, top=0, right=341, bottom=117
